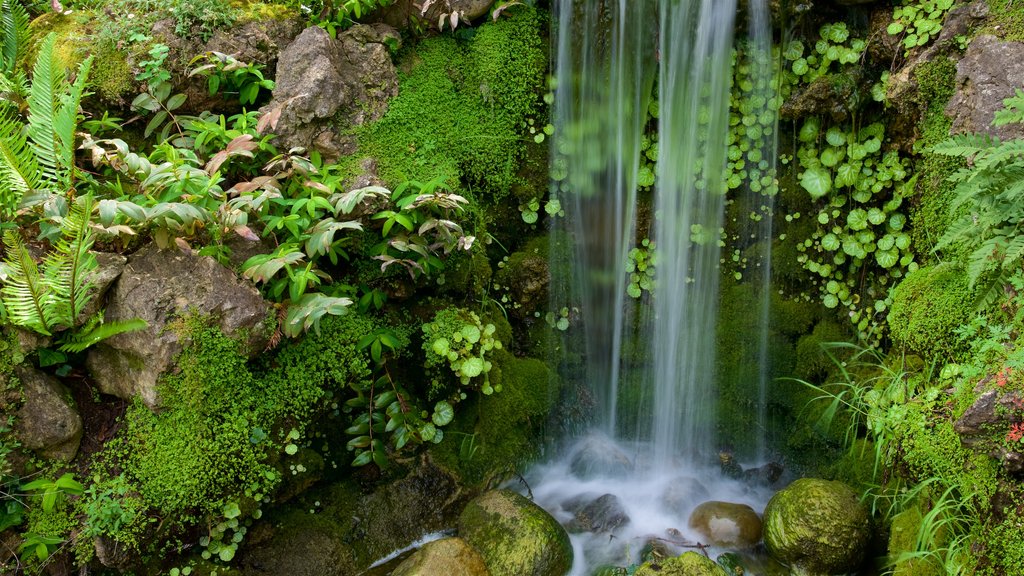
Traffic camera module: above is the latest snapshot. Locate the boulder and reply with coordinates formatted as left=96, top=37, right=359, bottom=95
left=79, top=251, right=127, bottom=322
left=687, top=501, right=762, bottom=549
left=948, top=34, right=1024, bottom=141
left=566, top=493, right=630, bottom=534
left=634, top=552, right=729, bottom=576
left=763, top=478, right=870, bottom=575
left=955, top=387, right=1024, bottom=473
left=569, top=433, right=633, bottom=479
left=458, top=489, right=572, bottom=576
left=391, top=537, right=489, bottom=576
left=659, top=476, right=711, bottom=517
left=374, top=0, right=494, bottom=30
left=13, top=366, right=82, bottom=461
left=263, top=24, right=399, bottom=160
left=86, top=244, right=272, bottom=409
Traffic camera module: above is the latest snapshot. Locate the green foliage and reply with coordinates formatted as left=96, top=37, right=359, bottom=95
left=888, top=264, right=975, bottom=361
left=887, top=0, right=955, bottom=55
left=130, top=39, right=189, bottom=142
left=781, top=23, right=866, bottom=88
left=625, top=238, right=656, bottom=299
left=0, top=32, right=91, bottom=219
left=423, top=307, right=502, bottom=396
left=170, top=0, right=236, bottom=42
left=358, top=7, right=546, bottom=202
left=189, top=51, right=275, bottom=106
left=1, top=0, right=28, bottom=77
left=21, top=473, right=83, bottom=514
left=310, top=0, right=393, bottom=37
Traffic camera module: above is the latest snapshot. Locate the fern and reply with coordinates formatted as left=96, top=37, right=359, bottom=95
left=0, top=105, right=36, bottom=215
left=930, top=133, right=999, bottom=158
left=0, top=229, right=51, bottom=334
left=43, top=194, right=96, bottom=328
left=58, top=317, right=147, bottom=353
left=994, top=88, right=1024, bottom=127
left=1, top=0, right=28, bottom=76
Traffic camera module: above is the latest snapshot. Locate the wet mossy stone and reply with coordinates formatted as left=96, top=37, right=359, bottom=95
left=763, top=478, right=869, bottom=575
left=887, top=264, right=973, bottom=362
left=687, top=501, right=762, bottom=549
left=391, top=537, right=489, bottom=576
left=458, top=489, right=572, bottom=576
left=634, top=551, right=730, bottom=576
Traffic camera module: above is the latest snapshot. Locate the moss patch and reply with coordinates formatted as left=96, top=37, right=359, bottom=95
left=887, top=264, right=974, bottom=362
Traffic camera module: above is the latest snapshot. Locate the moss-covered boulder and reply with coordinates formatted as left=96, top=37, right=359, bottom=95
left=687, top=501, right=762, bottom=549
left=633, top=552, right=729, bottom=576
left=391, top=537, right=490, bottom=576
left=457, top=489, right=572, bottom=576
left=887, top=505, right=943, bottom=576
left=888, top=264, right=973, bottom=361
left=763, top=478, right=869, bottom=575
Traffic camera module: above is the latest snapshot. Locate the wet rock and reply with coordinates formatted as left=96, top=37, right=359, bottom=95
left=687, top=501, right=762, bottom=549
left=569, top=434, right=634, bottom=479
left=13, top=366, right=82, bottom=461
left=955, top=388, right=1024, bottom=442
left=780, top=69, right=869, bottom=123
left=263, top=24, right=399, bottom=160
left=458, top=489, right=573, bottom=576
left=86, top=243, right=272, bottom=409
left=744, top=462, right=784, bottom=486
left=566, top=493, right=630, bottom=534
left=391, top=537, right=489, bottom=576
left=634, top=551, right=729, bottom=576
left=639, top=539, right=673, bottom=564
left=718, top=450, right=744, bottom=479
left=948, top=34, right=1024, bottom=141
left=763, top=478, right=869, bottom=575
left=660, top=476, right=712, bottom=517
left=493, top=247, right=550, bottom=320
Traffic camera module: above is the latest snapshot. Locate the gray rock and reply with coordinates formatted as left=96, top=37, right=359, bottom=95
left=374, top=0, right=493, bottom=30
left=264, top=24, right=399, bottom=160
left=86, top=244, right=272, bottom=409
left=687, top=501, right=762, bottom=549
left=948, top=34, right=1024, bottom=141
left=955, top=388, right=1024, bottom=443
left=78, top=252, right=128, bottom=322
left=391, top=537, right=489, bottom=576
left=566, top=493, right=630, bottom=534
left=13, top=366, right=82, bottom=462
left=569, top=434, right=633, bottom=479
left=659, top=476, right=711, bottom=518
left=763, top=478, right=869, bottom=575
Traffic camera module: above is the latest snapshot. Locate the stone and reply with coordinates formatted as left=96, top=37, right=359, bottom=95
left=948, top=35, right=1024, bottom=141
left=660, top=476, right=711, bottom=518
left=263, top=24, right=399, bottom=160
left=569, top=433, right=633, bottom=479
left=78, top=251, right=127, bottom=322
left=391, top=537, right=489, bottom=576
left=955, top=388, right=1024, bottom=443
left=458, top=489, right=573, bottom=576
left=374, top=0, right=493, bottom=30
left=743, top=462, right=784, bottom=486
left=86, top=243, right=272, bottom=409
left=13, top=366, right=82, bottom=461
left=687, top=501, right=762, bottom=549
left=566, top=493, right=630, bottom=534
left=634, top=552, right=729, bottom=576
left=763, top=478, right=870, bottom=575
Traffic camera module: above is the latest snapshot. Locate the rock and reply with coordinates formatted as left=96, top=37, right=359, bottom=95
left=718, top=450, right=744, bottom=479
left=458, top=489, right=573, bottom=576
left=780, top=69, right=869, bottom=123
left=264, top=24, right=399, bottom=160
left=660, top=476, right=711, bottom=517
left=569, top=434, right=633, bottom=479
left=634, top=552, right=729, bottom=576
left=566, top=493, right=630, bottom=534
left=79, top=251, right=127, bottom=322
left=743, top=462, right=784, bottom=486
left=955, top=388, right=1024, bottom=443
left=374, top=0, right=493, bottom=30
left=86, top=244, right=272, bottom=409
left=492, top=247, right=549, bottom=320
left=13, top=366, right=82, bottom=461
left=391, top=537, right=489, bottom=576
left=763, top=478, right=870, bottom=575
left=687, top=501, right=762, bottom=549
left=948, top=35, right=1024, bottom=141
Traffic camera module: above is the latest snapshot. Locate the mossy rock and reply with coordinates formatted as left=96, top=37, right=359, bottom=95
left=887, top=264, right=973, bottom=362
left=763, top=478, right=869, bottom=575
left=633, top=552, right=729, bottom=576
left=457, top=489, right=572, bottom=576
left=391, top=537, right=489, bottom=576
left=887, top=505, right=943, bottom=576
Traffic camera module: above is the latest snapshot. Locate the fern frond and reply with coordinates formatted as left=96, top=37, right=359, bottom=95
left=1, top=0, right=29, bottom=75
left=52, top=55, right=90, bottom=187
left=0, top=105, right=36, bottom=215
left=26, top=33, right=65, bottom=191
left=43, top=194, right=96, bottom=328
left=975, top=139, right=1024, bottom=172
left=995, top=89, right=1024, bottom=126
left=934, top=215, right=976, bottom=253
left=58, top=317, right=147, bottom=353
left=967, top=238, right=1001, bottom=288
left=930, top=133, right=999, bottom=157
left=0, top=229, right=50, bottom=334
left=1002, top=234, right=1024, bottom=268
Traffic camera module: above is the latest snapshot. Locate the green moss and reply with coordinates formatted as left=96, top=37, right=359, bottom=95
left=26, top=11, right=89, bottom=69
left=975, top=506, right=1024, bottom=576
left=794, top=319, right=848, bottom=381
left=981, top=0, right=1024, bottom=41
left=89, top=40, right=135, bottom=103
left=888, top=504, right=944, bottom=576
left=634, top=552, right=728, bottom=576
left=235, top=1, right=298, bottom=22
left=358, top=8, right=546, bottom=203
left=888, top=264, right=974, bottom=362
left=909, top=57, right=963, bottom=256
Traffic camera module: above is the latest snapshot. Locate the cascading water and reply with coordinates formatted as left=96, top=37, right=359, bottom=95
left=530, top=0, right=781, bottom=572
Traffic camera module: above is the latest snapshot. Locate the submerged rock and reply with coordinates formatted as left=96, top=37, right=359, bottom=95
left=86, top=243, right=272, bottom=409
left=569, top=434, right=634, bottom=479
left=634, top=551, right=729, bottom=576
left=391, top=537, right=489, bottom=576
left=763, top=478, right=869, bottom=575
left=458, top=489, right=573, bottom=576
left=566, top=493, right=630, bottom=534
left=687, top=501, right=762, bottom=549
left=660, top=476, right=711, bottom=517
left=13, top=366, right=82, bottom=462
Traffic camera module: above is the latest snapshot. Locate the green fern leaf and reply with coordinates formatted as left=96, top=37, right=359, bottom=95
left=930, top=133, right=999, bottom=157
left=58, top=317, right=147, bottom=353
left=0, top=230, right=50, bottom=334
left=1002, top=234, right=1024, bottom=269
left=1, top=0, right=29, bottom=75
left=43, top=194, right=97, bottom=328
left=975, top=139, right=1024, bottom=172
left=26, top=33, right=64, bottom=191
left=0, top=105, right=36, bottom=215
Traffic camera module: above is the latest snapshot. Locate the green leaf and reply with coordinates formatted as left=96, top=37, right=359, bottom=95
left=875, top=248, right=899, bottom=268
left=461, top=357, right=484, bottom=378
left=432, top=401, right=454, bottom=426
left=847, top=208, right=869, bottom=231
left=800, top=167, right=832, bottom=199
left=826, top=127, right=847, bottom=147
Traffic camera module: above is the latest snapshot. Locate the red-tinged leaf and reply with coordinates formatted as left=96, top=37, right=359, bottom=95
left=233, top=225, right=259, bottom=241
left=174, top=237, right=193, bottom=255
left=206, top=150, right=229, bottom=175
left=257, top=105, right=283, bottom=135
left=230, top=176, right=278, bottom=194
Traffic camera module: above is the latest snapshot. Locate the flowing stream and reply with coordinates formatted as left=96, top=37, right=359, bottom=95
left=533, top=0, right=779, bottom=571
